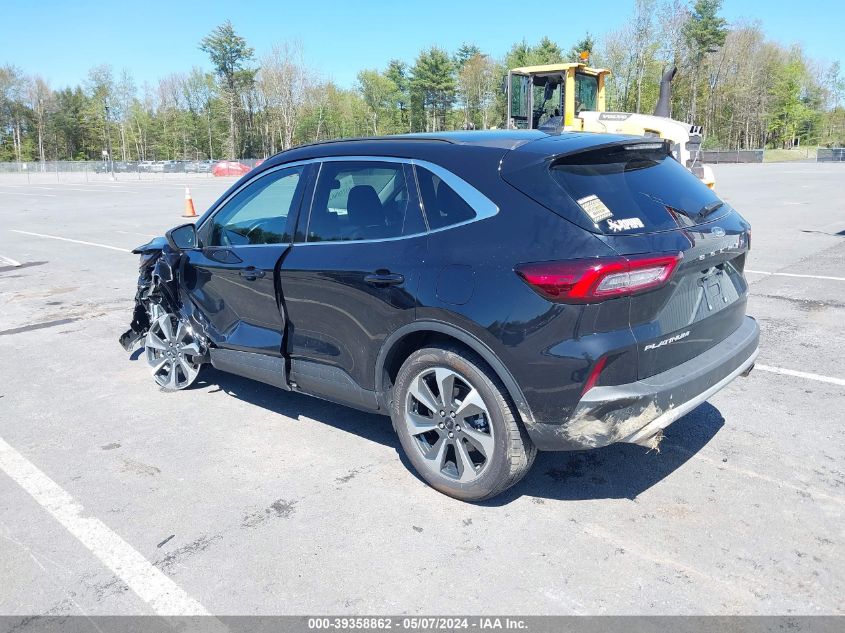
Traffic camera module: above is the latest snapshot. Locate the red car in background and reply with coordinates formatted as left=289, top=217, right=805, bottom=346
left=212, top=159, right=264, bottom=177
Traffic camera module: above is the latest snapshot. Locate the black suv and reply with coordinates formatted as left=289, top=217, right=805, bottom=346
left=120, top=131, right=759, bottom=501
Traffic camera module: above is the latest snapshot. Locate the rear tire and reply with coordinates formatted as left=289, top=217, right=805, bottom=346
left=391, top=345, right=536, bottom=501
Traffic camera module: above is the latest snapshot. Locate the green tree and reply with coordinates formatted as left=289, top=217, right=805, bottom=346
left=683, top=0, right=727, bottom=120
left=385, top=59, right=410, bottom=132
left=457, top=54, right=499, bottom=129
left=84, top=65, right=116, bottom=162
left=50, top=87, right=88, bottom=159
left=411, top=47, right=456, bottom=132
left=768, top=56, right=803, bottom=147
left=357, top=69, right=398, bottom=134
left=504, top=41, right=533, bottom=69
left=200, top=20, right=254, bottom=158
left=568, top=33, right=596, bottom=62
left=0, top=65, right=29, bottom=163
left=453, top=43, right=482, bottom=70
left=534, top=37, right=564, bottom=64
left=504, top=37, right=564, bottom=69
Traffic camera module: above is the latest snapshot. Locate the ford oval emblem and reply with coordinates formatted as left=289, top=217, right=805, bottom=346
left=711, top=226, right=726, bottom=237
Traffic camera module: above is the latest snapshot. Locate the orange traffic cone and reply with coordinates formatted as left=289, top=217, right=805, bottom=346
left=183, top=186, right=197, bottom=218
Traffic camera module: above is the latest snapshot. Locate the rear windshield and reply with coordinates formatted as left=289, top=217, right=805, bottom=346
left=517, top=144, right=723, bottom=235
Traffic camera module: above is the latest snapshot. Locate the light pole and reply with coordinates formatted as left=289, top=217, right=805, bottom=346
left=104, top=104, right=115, bottom=180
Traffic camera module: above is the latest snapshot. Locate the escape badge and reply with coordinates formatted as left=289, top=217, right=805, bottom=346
left=607, top=217, right=645, bottom=232
left=577, top=194, right=613, bottom=223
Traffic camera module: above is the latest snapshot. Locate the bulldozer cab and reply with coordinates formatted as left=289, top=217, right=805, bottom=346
left=506, top=63, right=610, bottom=131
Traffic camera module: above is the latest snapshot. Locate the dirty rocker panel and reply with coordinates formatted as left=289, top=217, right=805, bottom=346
left=209, top=348, right=289, bottom=390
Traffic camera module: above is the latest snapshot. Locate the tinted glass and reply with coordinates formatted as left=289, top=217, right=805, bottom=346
left=307, top=161, right=413, bottom=242
left=509, top=74, right=530, bottom=128
left=208, top=167, right=303, bottom=246
left=533, top=80, right=563, bottom=128
left=549, top=145, right=723, bottom=234
left=575, top=73, right=598, bottom=112
left=415, top=167, right=477, bottom=230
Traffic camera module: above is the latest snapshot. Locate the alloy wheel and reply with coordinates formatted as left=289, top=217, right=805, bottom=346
left=405, top=367, right=494, bottom=483
left=144, top=314, right=202, bottom=390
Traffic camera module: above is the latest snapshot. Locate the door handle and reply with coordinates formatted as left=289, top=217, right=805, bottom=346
left=364, top=271, right=404, bottom=286
left=239, top=267, right=266, bottom=281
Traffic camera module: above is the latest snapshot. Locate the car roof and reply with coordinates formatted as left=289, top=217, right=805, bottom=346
left=259, top=130, right=648, bottom=174
left=395, top=130, right=547, bottom=147
left=261, top=130, right=547, bottom=165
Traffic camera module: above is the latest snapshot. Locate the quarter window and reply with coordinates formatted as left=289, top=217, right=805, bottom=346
left=307, top=161, right=417, bottom=242
left=208, top=166, right=303, bottom=246
left=415, top=166, right=477, bottom=230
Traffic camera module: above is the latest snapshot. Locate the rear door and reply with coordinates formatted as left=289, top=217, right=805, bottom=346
left=184, top=164, right=307, bottom=356
left=508, top=72, right=532, bottom=129
left=503, top=140, right=752, bottom=378
left=279, top=158, right=427, bottom=409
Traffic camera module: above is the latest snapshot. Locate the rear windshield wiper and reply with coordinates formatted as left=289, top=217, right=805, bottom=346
left=698, top=200, right=724, bottom=218
left=639, top=191, right=693, bottom=217
left=639, top=191, right=724, bottom=220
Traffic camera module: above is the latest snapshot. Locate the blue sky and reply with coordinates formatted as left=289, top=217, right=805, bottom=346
left=2, top=0, right=843, bottom=89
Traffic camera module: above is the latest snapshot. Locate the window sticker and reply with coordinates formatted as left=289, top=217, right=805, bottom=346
left=606, top=217, right=645, bottom=232
left=576, top=194, right=613, bottom=223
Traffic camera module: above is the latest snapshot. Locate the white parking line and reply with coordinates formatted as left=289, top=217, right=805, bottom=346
left=0, top=255, right=22, bottom=267
left=0, top=190, right=57, bottom=197
left=10, top=230, right=132, bottom=253
left=0, top=184, right=59, bottom=189
left=756, top=364, right=845, bottom=387
left=746, top=269, right=845, bottom=282
left=0, top=435, right=213, bottom=616
left=0, top=184, right=139, bottom=193
left=61, top=187, right=140, bottom=193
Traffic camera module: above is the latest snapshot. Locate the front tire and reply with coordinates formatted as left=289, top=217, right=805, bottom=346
left=391, top=345, right=536, bottom=501
left=144, top=313, right=203, bottom=391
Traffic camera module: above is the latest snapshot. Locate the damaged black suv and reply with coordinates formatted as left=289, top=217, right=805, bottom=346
left=121, top=131, right=759, bottom=501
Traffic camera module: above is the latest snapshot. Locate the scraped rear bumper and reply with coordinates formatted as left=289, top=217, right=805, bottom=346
left=529, top=316, right=760, bottom=450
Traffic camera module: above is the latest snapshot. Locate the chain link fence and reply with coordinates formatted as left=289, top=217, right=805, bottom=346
left=0, top=159, right=266, bottom=184
left=817, top=148, right=845, bottom=162
left=699, top=150, right=765, bottom=164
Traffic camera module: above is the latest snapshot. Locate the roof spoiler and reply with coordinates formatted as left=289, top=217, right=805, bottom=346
left=548, top=138, right=672, bottom=163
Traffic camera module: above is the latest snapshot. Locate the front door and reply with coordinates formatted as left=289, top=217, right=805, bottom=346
left=280, top=159, right=427, bottom=405
left=183, top=164, right=307, bottom=356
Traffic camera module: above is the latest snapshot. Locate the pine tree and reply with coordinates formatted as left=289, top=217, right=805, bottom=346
left=411, top=48, right=456, bottom=132
left=683, top=0, right=727, bottom=121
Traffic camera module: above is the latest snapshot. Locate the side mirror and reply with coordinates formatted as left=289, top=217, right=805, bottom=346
left=165, top=223, right=198, bottom=251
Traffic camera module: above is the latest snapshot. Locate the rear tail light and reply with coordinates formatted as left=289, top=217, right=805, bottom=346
left=515, top=253, right=682, bottom=303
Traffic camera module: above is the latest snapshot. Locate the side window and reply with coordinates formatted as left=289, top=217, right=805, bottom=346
left=415, top=166, right=477, bottom=230
left=208, top=166, right=303, bottom=247
left=307, top=161, right=417, bottom=242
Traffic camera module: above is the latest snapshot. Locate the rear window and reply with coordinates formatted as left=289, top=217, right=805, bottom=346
left=509, top=143, right=724, bottom=235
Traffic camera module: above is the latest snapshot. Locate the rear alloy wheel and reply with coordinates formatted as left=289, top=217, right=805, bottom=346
left=144, top=314, right=203, bottom=391
left=392, top=345, right=536, bottom=501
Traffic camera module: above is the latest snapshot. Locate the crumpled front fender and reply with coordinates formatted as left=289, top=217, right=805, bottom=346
left=118, top=237, right=184, bottom=351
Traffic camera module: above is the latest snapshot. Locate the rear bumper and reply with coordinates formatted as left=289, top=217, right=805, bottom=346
left=528, top=316, right=760, bottom=451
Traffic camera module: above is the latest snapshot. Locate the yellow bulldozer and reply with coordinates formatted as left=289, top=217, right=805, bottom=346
left=505, top=62, right=715, bottom=187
